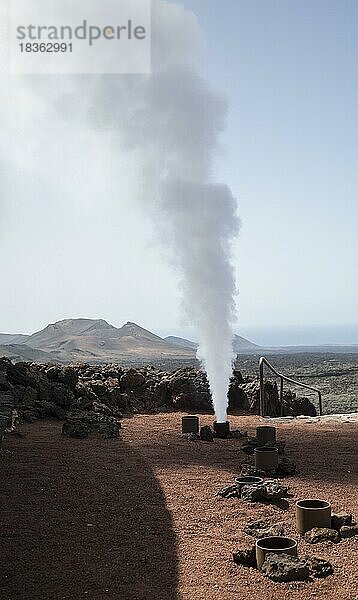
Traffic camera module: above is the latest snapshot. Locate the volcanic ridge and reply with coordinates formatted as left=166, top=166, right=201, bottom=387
left=0, top=318, right=258, bottom=364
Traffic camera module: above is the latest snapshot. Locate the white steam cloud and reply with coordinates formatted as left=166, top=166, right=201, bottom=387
left=0, top=0, right=239, bottom=422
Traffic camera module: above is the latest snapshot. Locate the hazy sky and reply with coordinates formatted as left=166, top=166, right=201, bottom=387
left=0, top=0, right=357, bottom=345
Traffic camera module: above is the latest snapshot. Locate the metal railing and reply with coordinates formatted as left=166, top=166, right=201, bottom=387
left=259, top=356, right=323, bottom=417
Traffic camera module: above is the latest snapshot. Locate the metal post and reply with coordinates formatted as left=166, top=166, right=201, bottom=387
left=259, top=358, right=265, bottom=417
left=318, top=392, right=323, bottom=416
left=280, top=377, right=284, bottom=416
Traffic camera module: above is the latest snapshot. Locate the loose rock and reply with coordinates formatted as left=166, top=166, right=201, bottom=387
left=260, top=553, right=310, bottom=582
left=200, top=426, right=214, bottom=442
left=244, top=520, right=285, bottom=539
left=240, top=479, right=288, bottom=503
left=240, top=443, right=255, bottom=455
left=303, top=556, right=334, bottom=578
left=217, top=485, right=238, bottom=499
left=263, top=479, right=289, bottom=500
left=304, top=527, right=341, bottom=544
left=240, top=484, right=267, bottom=502
left=180, top=432, right=200, bottom=441
left=229, top=429, right=247, bottom=439
left=233, top=546, right=256, bottom=568
left=239, top=463, right=266, bottom=478
left=331, top=512, right=353, bottom=530
left=276, top=457, right=297, bottom=476
left=340, top=525, right=358, bottom=539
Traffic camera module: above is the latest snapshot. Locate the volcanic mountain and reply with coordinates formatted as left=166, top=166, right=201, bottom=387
left=0, top=333, right=30, bottom=345
left=165, top=334, right=258, bottom=352
left=21, top=319, right=195, bottom=362
left=0, top=319, right=259, bottom=363
left=0, top=344, right=56, bottom=363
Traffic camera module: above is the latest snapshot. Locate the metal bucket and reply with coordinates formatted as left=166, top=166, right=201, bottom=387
left=213, top=421, right=230, bottom=438
left=235, top=475, right=264, bottom=492
left=256, top=536, right=298, bottom=570
left=182, top=416, right=199, bottom=434
left=296, top=499, right=331, bottom=534
left=254, top=446, right=279, bottom=471
left=256, top=425, right=276, bottom=445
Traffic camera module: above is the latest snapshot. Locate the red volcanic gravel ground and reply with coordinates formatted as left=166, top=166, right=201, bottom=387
left=0, top=413, right=357, bottom=600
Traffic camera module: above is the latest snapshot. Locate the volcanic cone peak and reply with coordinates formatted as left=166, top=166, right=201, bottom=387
left=119, top=322, right=164, bottom=340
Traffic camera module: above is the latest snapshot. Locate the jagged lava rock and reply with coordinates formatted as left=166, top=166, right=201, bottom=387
left=240, top=480, right=288, bottom=503
left=331, top=512, right=353, bottom=530
left=217, top=485, right=238, bottom=499
left=303, top=556, right=334, bottom=578
left=304, top=527, right=341, bottom=544
left=239, top=464, right=266, bottom=478
left=120, top=369, right=145, bottom=391
left=57, top=366, right=78, bottom=389
left=228, top=371, right=250, bottom=412
left=240, top=484, right=267, bottom=503
left=244, top=520, right=285, bottom=539
left=233, top=545, right=256, bottom=568
left=228, top=429, right=247, bottom=439
left=340, top=525, right=358, bottom=538
left=200, top=425, right=214, bottom=442
left=276, top=457, right=296, bottom=476
left=260, top=553, right=310, bottom=582
left=180, top=432, right=200, bottom=441
left=0, top=358, right=319, bottom=437
left=62, top=413, right=121, bottom=439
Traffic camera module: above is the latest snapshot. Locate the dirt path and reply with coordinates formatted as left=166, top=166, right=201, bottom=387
left=0, top=414, right=357, bottom=600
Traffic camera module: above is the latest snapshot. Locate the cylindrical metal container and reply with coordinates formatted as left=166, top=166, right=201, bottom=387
left=234, top=475, right=264, bottom=493
left=295, top=499, right=331, bottom=534
left=254, top=446, right=279, bottom=471
left=256, top=425, right=276, bottom=445
left=213, top=421, right=230, bottom=438
left=256, top=536, right=298, bottom=570
left=182, top=416, right=199, bottom=434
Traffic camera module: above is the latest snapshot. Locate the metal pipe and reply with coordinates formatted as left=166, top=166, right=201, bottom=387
left=318, top=392, right=323, bottom=417
left=259, top=359, right=265, bottom=416
left=213, top=421, right=230, bottom=438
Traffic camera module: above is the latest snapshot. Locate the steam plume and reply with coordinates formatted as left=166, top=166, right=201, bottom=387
left=0, top=0, right=239, bottom=422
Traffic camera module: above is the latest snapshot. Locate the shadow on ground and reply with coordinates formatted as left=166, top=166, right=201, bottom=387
left=0, top=422, right=178, bottom=600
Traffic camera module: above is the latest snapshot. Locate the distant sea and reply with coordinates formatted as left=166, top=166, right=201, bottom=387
left=239, top=323, right=358, bottom=347
left=162, top=323, right=358, bottom=347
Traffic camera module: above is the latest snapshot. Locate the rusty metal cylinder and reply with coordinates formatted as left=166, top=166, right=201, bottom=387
left=256, top=536, right=298, bottom=570
left=213, top=421, right=230, bottom=438
left=256, top=426, right=276, bottom=445
left=181, top=416, right=199, bottom=434
left=295, top=499, right=331, bottom=534
left=235, top=476, right=263, bottom=493
left=254, top=446, right=279, bottom=471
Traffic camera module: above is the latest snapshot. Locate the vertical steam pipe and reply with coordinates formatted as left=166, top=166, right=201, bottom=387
left=280, top=377, right=284, bottom=416
left=318, top=392, right=323, bottom=416
left=259, top=357, right=265, bottom=417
